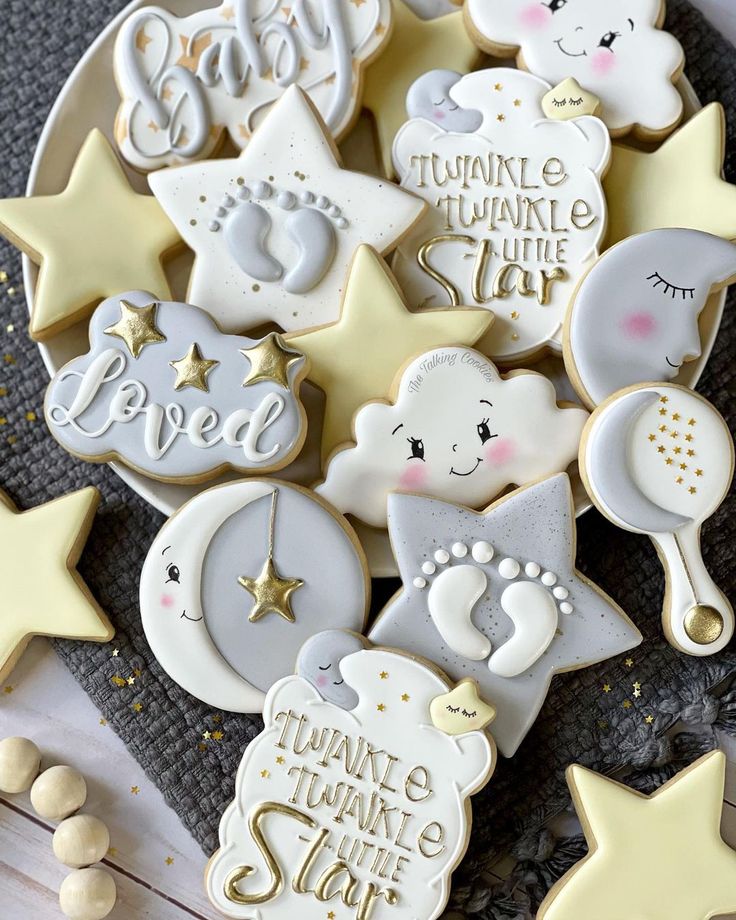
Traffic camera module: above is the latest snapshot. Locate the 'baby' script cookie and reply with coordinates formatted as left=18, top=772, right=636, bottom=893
left=391, top=68, right=610, bottom=362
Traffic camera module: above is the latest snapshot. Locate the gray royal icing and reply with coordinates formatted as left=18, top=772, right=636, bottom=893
left=296, top=629, right=368, bottom=709
left=406, top=70, right=483, bottom=133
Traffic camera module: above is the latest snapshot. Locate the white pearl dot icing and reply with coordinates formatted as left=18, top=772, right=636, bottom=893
left=498, top=558, right=520, bottom=580
left=472, top=541, right=494, bottom=564
left=435, top=549, right=450, bottom=564
left=541, top=572, right=558, bottom=587
left=452, top=542, right=468, bottom=558
left=553, top=586, right=569, bottom=600
left=413, top=577, right=427, bottom=589
left=525, top=562, right=541, bottom=578
left=560, top=602, right=574, bottom=615
left=422, top=561, right=436, bottom=576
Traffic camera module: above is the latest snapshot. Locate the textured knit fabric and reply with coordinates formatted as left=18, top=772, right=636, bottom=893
left=0, top=1, right=734, bottom=916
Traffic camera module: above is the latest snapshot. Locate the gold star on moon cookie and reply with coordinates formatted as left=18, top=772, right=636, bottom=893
left=0, top=130, right=181, bottom=341
left=0, top=488, right=114, bottom=682
left=605, top=103, right=736, bottom=245
left=240, top=333, right=304, bottom=389
left=169, top=343, right=219, bottom=392
left=104, top=299, right=166, bottom=358
left=538, top=751, right=736, bottom=920
left=362, top=1, right=482, bottom=177
left=285, top=245, right=493, bottom=463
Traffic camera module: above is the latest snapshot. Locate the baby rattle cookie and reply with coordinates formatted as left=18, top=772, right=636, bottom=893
left=391, top=67, right=610, bottom=363
left=140, top=480, right=370, bottom=713
left=564, top=229, right=736, bottom=408
left=316, top=345, right=588, bottom=529
left=113, top=0, right=391, bottom=171
left=205, top=631, right=495, bottom=919
left=44, top=291, right=308, bottom=484
left=369, top=474, right=641, bottom=757
left=580, top=383, right=735, bottom=656
left=464, top=0, right=684, bottom=140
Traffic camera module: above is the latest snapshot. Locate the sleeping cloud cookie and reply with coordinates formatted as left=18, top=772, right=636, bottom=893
left=316, top=346, right=588, bottom=529
left=464, top=0, right=685, bottom=139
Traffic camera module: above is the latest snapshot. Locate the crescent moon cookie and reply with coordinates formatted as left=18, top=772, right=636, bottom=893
left=369, top=474, right=642, bottom=758
left=580, top=383, right=735, bottom=657
left=391, top=67, right=611, bottom=363
left=113, top=0, right=391, bottom=171
left=0, top=487, right=114, bottom=683
left=564, top=229, right=736, bottom=408
left=464, top=0, right=685, bottom=140
left=148, top=86, right=426, bottom=334
left=139, top=480, right=370, bottom=713
left=538, top=751, right=736, bottom=920
left=0, top=129, right=180, bottom=342
left=205, top=635, right=496, bottom=918
left=315, top=345, right=588, bottom=530
left=44, top=291, right=308, bottom=484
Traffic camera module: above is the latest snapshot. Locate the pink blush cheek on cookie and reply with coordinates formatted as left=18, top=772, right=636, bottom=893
left=485, top=438, right=516, bottom=466
left=161, top=593, right=175, bottom=609
left=621, top=311, right=657, bottom=339
left=398, top=464, right=428, bottom=491
left=315, top=675, right=329, bottom=688
left=519, top=3, right=551, bottom=28
left=590, top=51, right=617, bottom=77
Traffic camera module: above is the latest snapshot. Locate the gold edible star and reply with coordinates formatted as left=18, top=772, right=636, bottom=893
left=625, top=658, right=634, bottom=668
left=644, top=715, right=655, bottom=724
left=695, top=468, right=703, bottom=476
left=602, top=684, right=612, bottom=693
left=104, top=299, right=166, bottom=359
left=261, top=769, right=270, bottom=779
left=131, top=786, right=140, bottom=795
left=622, top=700, right=633, bottom=709
left=672, top=412, right=681, bottom=421
left=276, top=756, right=285, bottom=765
left=176, top=32, right=212, bottom=71
left=401, top=693, right=410, bottom=702
left=211, top=730, right=224, bottom=741
left=376, top=703, right=386, bottom=712
left=136, top=28, right=152, bottom=52
left=239, top=558, right=303, bottom=623
left=497, top=114, right=506, bottom=122
left=165, top=857, right=174, bottom=866
left=240, top=332, right=305, bottom=390
left=169, top=342, right=219, bottom=391
left=379, top=671, right=389, bottom=679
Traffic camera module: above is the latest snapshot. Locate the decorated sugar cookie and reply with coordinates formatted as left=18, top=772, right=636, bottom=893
left=580, top=383, right=735, bottom=657
left=0, top=488, right=114, bottom=683
left=139, top=480, right=369, bottom=713
left=391, top=68, right=610, bottom=362
left=538, top=751, right=736, bottom=920
left=369, top=475, right=641, bottom=757
left=205, top=636, right=495, bottom=918
left=113, top=0, right=391, bottom=171
left=464, top=0, right=684, bottom=139
left=564, top=229, right=736, bottom=408
left=0, top=130, right=180, bottom=342
left=44, top=292, right=308, bottom=484
left=149, top=86, right=425, bottom=334
left=541, top=78, right=600, bottom=120
left=316, top=346, right=588, bottom=529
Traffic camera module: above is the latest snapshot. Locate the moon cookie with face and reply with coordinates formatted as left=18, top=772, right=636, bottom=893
left=565, top=229, right=736, bottom=408
left=316, top=346, right=588, bottom=529
left=139, top=480, right=370, bottom=712
left=464, top=0, right=685, bottom=138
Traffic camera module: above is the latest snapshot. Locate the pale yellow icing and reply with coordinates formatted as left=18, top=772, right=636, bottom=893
left=541, top=78, right=601, bottom=121
left=429, top=679, right=496, bottom=735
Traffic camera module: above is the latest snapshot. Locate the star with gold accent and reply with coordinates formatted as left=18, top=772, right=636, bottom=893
left=104, top=299, right=166, bottom=359
left=241, top=333, right=305, bottom=390
left=176, top=32, right=212, bottom=71
left=169, top=343, right=219, bottom=391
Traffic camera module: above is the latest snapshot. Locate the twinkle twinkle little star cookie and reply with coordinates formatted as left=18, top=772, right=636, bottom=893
left=391, top=67, right=610, bottom=362
left=205, top=633, right=495, bottom=919
left=464, top=0, right=685, bottom=139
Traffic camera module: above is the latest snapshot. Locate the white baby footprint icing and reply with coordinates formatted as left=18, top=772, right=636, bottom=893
left=489, top=581, right=559, bottom=678
left=427, top=565, right=491, bottom=661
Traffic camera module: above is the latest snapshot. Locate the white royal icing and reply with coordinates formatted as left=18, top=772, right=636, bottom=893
left=428, top=564, right=492, bottom=661
left=391, top=67, right=610, bottom=362
left=465, top=0, right=684, bottom=136
left=316, top=346, right=588, bottom=528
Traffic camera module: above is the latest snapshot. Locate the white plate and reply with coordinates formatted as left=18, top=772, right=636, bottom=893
left=23, top=0, right=724, bottom=577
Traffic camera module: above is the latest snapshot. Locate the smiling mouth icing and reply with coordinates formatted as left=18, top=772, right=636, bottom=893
left=450, top=458, right=482, bottom=477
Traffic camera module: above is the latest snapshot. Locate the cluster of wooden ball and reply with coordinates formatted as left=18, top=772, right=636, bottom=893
left=0, top=736, right=117, bottom=920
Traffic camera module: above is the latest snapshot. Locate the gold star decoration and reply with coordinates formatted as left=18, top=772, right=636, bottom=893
left=104, top=299, right=166, bottom=359
left=538, top=752, right=736, bottom=920
left=622, top=700, right=632, bottom=709
left=165, top=857, right=175, bottom=866
left=211, top=730, right=224, bottom=741
left=131, top=786, right=140, bottom=795
left=238, top=489, right=303, bottom=623
left=276, top=755, right=285, bottom=765
left=286, top=246, right=491, bottom=462
left=132, top=702, right=143, bottom=712
left=362, top=1, right=482, bottom=176
left=625, top=658, right=634, bottom=668
left=379, top=671, right=389, bottom=679
left=203, top=731, right=211, bottom=740
left=602, top=684, right=612, bottom=693
left=135, top=28, right=152, bottom=52
left=0, top=488, right=114, bottom=683
left=169, top=342, right=219, bottom=392
left=401, top=693, right=410, bottom=702
left=261, top=769, right=270, bottom=779
left=240, top=332, right=305, bottom=390
left=327, top=913, right=336, bottom=920
left=376, top=703, right=386, bottom=712
left=644, top=715, right=655, bottom=724
left=605, top=104, right=736, bottom=245
left=176, top=32, right=213, bottom=71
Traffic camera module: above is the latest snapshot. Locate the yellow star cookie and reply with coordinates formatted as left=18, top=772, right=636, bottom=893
left=538, top=751, right=736, bottom=920
left=0, top=487, right=114, bottom=682
left=0, top=130, right=181, bottom=341
left=605, top=103, right=736, bottom=245
left=362, top=0, right=482, bottom=177
left=430, top=679, right=496, bottom=735
left=286, top=245, right=492, bottom=463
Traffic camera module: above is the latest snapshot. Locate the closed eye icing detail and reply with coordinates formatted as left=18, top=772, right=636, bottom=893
left=318, top=664, right=332, bottom=671
left=432, top=98, right=445, bottom=106
left=446, top=704, right=460, bottom=713
left=647, top=272, right=695, bottom=300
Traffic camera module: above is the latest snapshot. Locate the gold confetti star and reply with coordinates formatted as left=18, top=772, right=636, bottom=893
left=688, top=418, right=696, bottom=426
left=510, top=311, right=519, bottom=319
left=379, top=671, right=389, bottom=679
left=165, top=856, right=174, bottom=866
left=108, top=847, right=118, bottom=857
left=665, top=458, right=673, bottom=466
left=212, top=714, right=222, bottom=723
left=602, top=684, right=612, bottom=693
left=0, top=270, right=7, bottom=282
left=104, top=300, right=166, bottom=359
left=136, top=28, right=153, bottom=52
left=202, top=731, right=211, bottom=740
left=497, top=113, right=506, bottom=122
left=670, top=431, right=679, bottom=439
left=133, top=668, right=142, bottom=678
left=169, top=342, right=219, bottom=392
left=112, top=649, right=119, bottom=657
left=689, top=486, right=697, bottom=494
left=633, top=689, right=642, bottom=698
left=132, top=702, right=143, bottom=713
left=660, top=396, right=669, bottom=403
left=401, top=693, right=410, bottom=702
left=648, top=434, right=656, bottom=442
left=131, top=786, right=140, bottom=795
left=695, top=468, right=703, bottom=476
left=111, top=676, right=126, bottom=688
left=676, top=477, right=684, bottom=484
left=126, top=676, right=135, bottom=686
left=25, top=411, right=36, bottom=422
left=494, top=82, right=503, bottom=91
left=672, top=412, right=681, bottom=421
left=211, top=730, right=224, bottom=742
left=176, top=32, right=213, bottom=71
left=261, top=769, right=270, bottom=779
left=657, top=446, right=666, bottom=454
left=276, top=756, right=285, bottom=765
left=687, top=449, right=695, bottom=457
left=513, top=98, right=522, bottom=106
left=659, top=407, right=668, bottom=415
left=377, top=703, right=386, bottom=712
left=673, top=447, right=682, bottom=455
left=622, top=700, right=633, bottom=709
left=99, top=718, right=107, bottom=726
left=625, top=658, right=634, bottom=668
left=659, top=424, right=668, bottom=432
left=240, top=332, right=304, bottom=389
left=633, top=682, right=641, bottom=691
left=327, top=913, right=336, bottom=920
left=3, top=686, right=13, bottom=695
left=645, top=715, right=655, bottom=724
left=4, top=354, right=15, bottom=365
left=197, top=743, right=207, bottom=753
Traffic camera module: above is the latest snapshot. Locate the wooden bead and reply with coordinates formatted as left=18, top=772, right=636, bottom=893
left=53, top=815, right=110, bottom=869
left=59, top=868, right=116, bottom=920
left=30, top=765, right=87, bottom=821
left=0, top=736, right=41, bottom=793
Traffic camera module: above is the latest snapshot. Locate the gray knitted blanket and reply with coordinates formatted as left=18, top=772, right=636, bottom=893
left=1, top=1, right=735, bottom=916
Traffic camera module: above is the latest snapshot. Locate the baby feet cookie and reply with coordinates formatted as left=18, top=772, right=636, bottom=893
left=139, top=481, right=369, bottom=713
left=149, top=86, right=426, bottom=334
left=205, top=632, right=495, bottom=918
left=391, top=68, right=610, bottom=363
left=564, top=229, right=736, bottom=408
left=464, top=0, right=685, bottom=139
left=369, top=474, right=641, bottom=757
left=316, top=345, right=588, bottom=529
left=580, top=383, right=735, bottom=657
left=113, top=0, right=391, bottom=171
left=44, top=292, right=309, bottom=484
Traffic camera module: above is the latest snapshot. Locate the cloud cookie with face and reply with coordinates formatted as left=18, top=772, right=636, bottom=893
left=316, top=346, right=588, bottom=528
left=464, top=0, right=685, bottom=138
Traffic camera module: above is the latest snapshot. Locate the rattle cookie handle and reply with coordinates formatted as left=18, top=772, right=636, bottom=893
left=652, top=525, right=734, bottom=657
